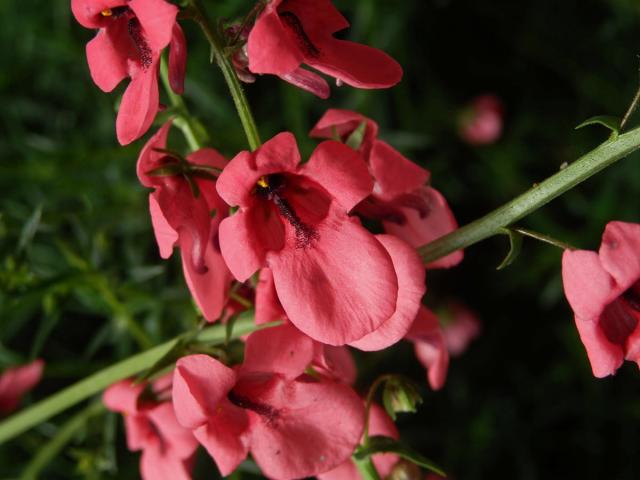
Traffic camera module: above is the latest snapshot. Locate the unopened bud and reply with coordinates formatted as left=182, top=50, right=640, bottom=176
left=382, top=376, right=423, bottom=420
left=388, top=460, right=423, bottom=480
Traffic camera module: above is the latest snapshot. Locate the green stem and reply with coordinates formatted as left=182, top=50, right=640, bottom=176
left=362, top=374, right=392, bottom=448
left=20, top=401, right=105, bottom=480
left=189, top=0, right=262, bottom=151
left=419, top=126, right=640, bottom=264
left=353, top=455, right=382, bottom=480
left=0, top=313, right=278, bottom=444
left=160, top=56, right=203, bottom=151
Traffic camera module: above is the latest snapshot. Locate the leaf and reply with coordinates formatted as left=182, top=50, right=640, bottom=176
left=17, top=204, right=42, bottom=254
left=354, top=436, right=446, bottom=476
left=345, top=121, right=368, bottom=150
left=136, top=337, right=185, bottom=383
left=496, top=227, right=523, bottom=270
left=575, top=115, right=621, bottom=139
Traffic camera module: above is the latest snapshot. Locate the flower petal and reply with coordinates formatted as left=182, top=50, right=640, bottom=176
left=173, top=355, right=237, bottom=429
left=147, top=403, right=198, bottom=459
left=140, top=444, right=192, bottom=480
left=0, top=360, right=44, bottom=414
left=85, top=23, right=129, bottom=92
left=102, top=379, right=144, bottom=415
left=242, top=323, right=314, bottom=379
left=71, top=0, right=127, bottom=28
left=350, top=235, right=425, bottom=351
left=255, top=268, right=286, bottom=324
left=116, top=65, right=160, bottom=145
left=312, top=345, right=356, bottom=384
left=407, top=307, right=449, bottom=390
left=280, top=67, right=330, bottom=99
left=268, top=210, right=398, bottom=345
left=168, top=23, right=187, bottom=95
left=301, top=140, right=373, bottom=212
left=129, top=0, right=178, bottom=51
left=310, top=109, right=378, bottom=155
left=149, top=195, right=178, bottom=259
left=599, top=221, right=640, bottom=291
left=369, top=140, right=430, bottom=200
left=136, top=120, right=173, bottom=187
left=574, top=311, right=624, bottom=378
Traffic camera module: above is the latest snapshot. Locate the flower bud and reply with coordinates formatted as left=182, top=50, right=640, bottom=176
left=382, top=376, right=423, bottom=420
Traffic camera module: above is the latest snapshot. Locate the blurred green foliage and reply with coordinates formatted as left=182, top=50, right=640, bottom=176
left=1, top=0, right=640, bottom=478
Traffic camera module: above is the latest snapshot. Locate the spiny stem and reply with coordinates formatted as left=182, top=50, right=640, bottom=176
left=188, top=0, right=262, bottom=151
left=419, top=125, right=640, bottom=264
left=160, top=55, right=203, bottom=152
left=511, top=227, right=575, bottom=251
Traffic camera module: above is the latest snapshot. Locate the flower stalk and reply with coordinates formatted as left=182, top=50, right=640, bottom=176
left=419, top=125, right=640, bottom=264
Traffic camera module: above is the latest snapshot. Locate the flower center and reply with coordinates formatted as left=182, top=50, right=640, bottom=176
left=601, top=281, right=640, bottom=345
left=255, top=174, right=319, bottom=248
left=228, top=390, right=280, bottom=424
left=279, top=11, right=320, bottom=58
left=100, top=6, right=129, bottom=18
left=127, top=18, right=153, bottom=70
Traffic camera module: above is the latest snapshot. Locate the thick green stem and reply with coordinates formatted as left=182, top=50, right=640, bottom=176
left=353, top=455, right=382, bottom=480
left=0, top=314, right=278, bottom=444
left=160, top=56, right=203, bottom=151
left=189, top=0, right=262, bottom=151
left=419, top=126, right=640, bottom=264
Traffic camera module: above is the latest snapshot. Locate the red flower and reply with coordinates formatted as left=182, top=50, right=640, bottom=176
left=458, top=94, right=504, bottom=146
left=311, top=109, right=462, bottom=269
left=172, top=324, right=365, bottom=478
left=562, top=221, right=640, bottom=377
left=137, top=121, right=232, bottom=322
left=406, top=307, right=450, bottom=391
left=216, top=132, right=424, bottom=345
left=71, top=0, right=187, bottom=144
left=103, top=376, right=198, bottom=480
left=441, top=302, right=481, bottom=357
left=0, top=359, right=44, bottom=415
left=247, top=0, right=402, bottom=98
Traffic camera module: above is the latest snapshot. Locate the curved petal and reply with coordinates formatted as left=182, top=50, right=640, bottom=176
left=369, top=140, right=429, bottom=200
left=383, top=187, right=463, bottom=269
left=248, top=377, right=364, bottom=479
left=407, top=307, right=449, bottom=391
left=574, top=313, right=624, bottom=378
left=149, top=195, right=178, bottom=259
left=140, top=445, right=192, bottom=480
left=129, top=0, right=178, bottom=51
left=0, top=360, right=44, bottom=414
left=147, top=403, right=198, bottom=459
left=102, top=379, right=144, bottom=415
left=301, top=141, right=373, bottom=212
left=310, top=109, right=378, bottom=155
left=280, top=67, right=330, bottom=99
left=443, top=303, right=481, bottom=357
left=599, top=221, right=640, bottom=291
left=86, top=24, right=129, bottom=92
left=168, top=23, right=187, bottom=94
left=136, top=120, right=173, bottom=187
left=255, top=268, right=286, bottom=324
left=247, top=2, right=303, bottom=75
left=350, top=235, right=425, bottom=351
left=71, top=0, right=127, bottom=28
left=309, top=39, right=402, bottom=89
left=562, top=249, right=615, bottom=320
left=181, top=239, right=230, bottom=322
left=268, top=210, right=398, bottom=345
left=187, top=147, right=228, bottom=170
left=173, top=355, right=237, bottom=429
left=116, top=64, right=160, bottom=145
left=275, top=0, right=349, bottom=38
left=124, top=414, right=153, bottom=451
left=312, top=345, right=356, bottom=384
left=242, top=323, right=314, bottom=379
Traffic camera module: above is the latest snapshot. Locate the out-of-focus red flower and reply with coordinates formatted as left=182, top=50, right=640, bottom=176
left=458, top=94, right=504, bottom=146
left=247, top=0, right=402, bottom=98
left=137, top=121, right=232, bottom=322
left=172, top=324, right=365, bottom=478
left=318, top=402, right=400, bottom=480
left=441, top=302, right=481, bottom=357
left=103, top=376, right=197, bottom=480
left=562, top=221, right=640, bottom=377
left=71, top=0, right=187, bottom=144
left=216, top=132, right=424, bottom=346
left=311, top=109, right=462, bottom=269
left=406, top=307, right=450, bottom=390
left=0, top=359, right=44, bottom=415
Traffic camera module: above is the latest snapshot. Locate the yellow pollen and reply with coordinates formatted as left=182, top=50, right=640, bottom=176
left=256, top=176, right=269, bottom=188
left=100, top=8, right=113, bottom=16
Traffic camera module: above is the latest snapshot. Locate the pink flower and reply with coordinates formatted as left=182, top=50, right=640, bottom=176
left=458, top=94, right=504, bottom=146
left=137, top=121, right=232, bottom=322
left=406, top=307, right=450, bottom=390
left=216, top=132, right=424, bottom=346
left=103, top=377, right=198, bottom=480
left=311, top=109, right=462, bottom=269
left=71, top=0, right=187, bottom=145
left=318, top=403, right=400, bottom=480
left=172, top=324, right=365, bottom=478
left=0, top=359, right=44, bottom=415
left=441, top=302, right=481, bottom=357
left=247, top=0, right=402, bottom=98
left=562, top=221, right=640, bottom=377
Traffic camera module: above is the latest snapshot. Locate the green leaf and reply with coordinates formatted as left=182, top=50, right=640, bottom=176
left=345, top=121, right=368, bottom=150
left=575, top=115, right=621, bottom=139
left=354, top=436, right=446, bottom=476
left=496, top=227, right=523, bottom=270
left=17, top=204, right=43, bottom=254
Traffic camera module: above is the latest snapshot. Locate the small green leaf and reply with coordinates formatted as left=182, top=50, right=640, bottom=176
left=355, top=436, right=446, bottom=476
left=136, top=337, right=185, bottom=383
left=17, top=204, right=42, bottom=254
left=151, top=147, right=184, bottom=159
left=145, top=164, right=183, bottom=177
left=497, top=227, right=523, bottom=270
left=575, top=115, right=621, bottom=139
left=345, top=121, right=368, bottom=150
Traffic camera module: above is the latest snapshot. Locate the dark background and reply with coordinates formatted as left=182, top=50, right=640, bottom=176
left=1, top=0, right=640, bottom=478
